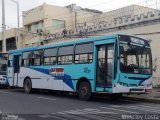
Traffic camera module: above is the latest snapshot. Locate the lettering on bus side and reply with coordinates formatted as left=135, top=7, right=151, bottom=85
left=49, top=67, right=64, bottom=77
left=84, top=67, right=91, bottom=73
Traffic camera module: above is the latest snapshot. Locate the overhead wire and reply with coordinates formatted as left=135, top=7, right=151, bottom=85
left=2, top=0, right=160, bottom=43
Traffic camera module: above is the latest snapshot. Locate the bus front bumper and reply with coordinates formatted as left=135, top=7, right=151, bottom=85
left=113, top=83, right=152, bottom=94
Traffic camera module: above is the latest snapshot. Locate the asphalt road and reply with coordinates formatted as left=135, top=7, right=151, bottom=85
left=0, top=88, right=160, bottom=120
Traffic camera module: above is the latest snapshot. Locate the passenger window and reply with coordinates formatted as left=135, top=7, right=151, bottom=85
left=8, top=54, right=13, bottom=67
left=58, top=45, right=74, bottom=64
left=44, top=48, right=57, bottom=65
left=32, top=50, right=43, bottom=66
left=75, top=43, right=93, bottom=63
left=22, top=51, right=33, bottom=66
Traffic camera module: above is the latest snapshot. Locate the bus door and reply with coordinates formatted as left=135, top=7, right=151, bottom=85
left=96, top=44, right=114, bottom=90
left=13, top=55, right=21, bottom=86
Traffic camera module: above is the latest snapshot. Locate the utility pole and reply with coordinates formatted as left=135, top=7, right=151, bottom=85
left=2, top=0, right=6, bottom=52
left=75, top=11, right=77, bottom=28
left=10, top=0, right=20, bottom=49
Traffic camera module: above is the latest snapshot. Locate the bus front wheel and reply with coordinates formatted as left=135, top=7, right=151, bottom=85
left=78, top=82, right=92, bottom=101
left=24, top=78, right=32, bottom=94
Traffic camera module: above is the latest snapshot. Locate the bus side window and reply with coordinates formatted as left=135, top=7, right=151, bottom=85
left=22, top=51, right=33, bottom=66
left=75, top=43, right=93, bottom=64
left=8, top=54, right=13, bottom=67
left=44, top=48, right=57, bottom=65
left=51, top=57, right=56, bottom=65
left=58, top=45, right=74, bottom=64
left=44, top=57, right=50, bottom=65
left=22, top=59, right=30, bottom=66
left=32, top=50, right=43, bottom=66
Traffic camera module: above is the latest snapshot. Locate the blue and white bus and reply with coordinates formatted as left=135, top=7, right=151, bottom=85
left=7, top=34, right=152, bottom=100
left=0, top=53, right=8, bottom=86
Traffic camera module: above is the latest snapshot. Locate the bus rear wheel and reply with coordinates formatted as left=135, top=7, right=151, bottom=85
left=78, top=82, right=92, bottom=101
left=24, top=78, right=32, bottom=94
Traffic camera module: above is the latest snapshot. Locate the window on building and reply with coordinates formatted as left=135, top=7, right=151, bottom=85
left=28, top=25, right=31, bottom=32
left=6, top=38, right=17, bottom=51
left=34, top=21, right=43, bottom=33
left=25, top=44, right=30, bottom=48
left=75, top=43, right=93, bottom=63
left=58, top=45, right=74, bottom=64
left=52, top=19, right=65, bottom=28
left=44, top=48, right=57, bottom=65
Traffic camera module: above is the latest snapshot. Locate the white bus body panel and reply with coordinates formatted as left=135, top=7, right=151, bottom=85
left=8, top=67, right=14, bottom=86
left=18, top=67, right=73, bottom=91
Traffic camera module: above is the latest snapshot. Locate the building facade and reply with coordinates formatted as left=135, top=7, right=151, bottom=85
left=22, top=3, right=102, bottom=47
left=0, top=28, right=17, bottom=52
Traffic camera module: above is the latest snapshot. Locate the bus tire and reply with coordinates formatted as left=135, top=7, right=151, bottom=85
left=78, top=82, right=92, bottom=101
left=24, top=78, right=32, bottom=94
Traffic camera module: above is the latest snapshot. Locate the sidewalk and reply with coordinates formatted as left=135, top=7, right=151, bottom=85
left=124, top=88, right=160, bottom=103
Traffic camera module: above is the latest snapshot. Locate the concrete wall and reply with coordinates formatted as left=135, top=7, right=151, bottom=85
left=23, top=4, right=45, bottom=26
left=0, top=28, right=17, bottom=39
left=22, top=3, right=101, bottom=47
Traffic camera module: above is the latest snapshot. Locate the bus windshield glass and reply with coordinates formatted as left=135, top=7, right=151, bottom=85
left=119, top=36, right=152, bottom=75
left=0, top=53, right=8, bottom=75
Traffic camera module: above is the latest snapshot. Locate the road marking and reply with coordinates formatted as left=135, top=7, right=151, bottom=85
left=110, top=105, right=160, bottom=113
left=37, top=96, right=56, bottom=101
left=39, top=114, right=53, bottom=118
left=110, top=105, right=121, bottom=108
left=0, top=91, right=12, bottom=94
left=62, top=108, right=116, bottom=114
left=123, top=105, right=160, bottom=113
left=48, top=114, right=68, bottom=120
left=54, top=108, right=117, bottom=117
left=136, top=105, right=160, bottom=111
left=101, top=107, right=138, bottom=114
left=52, top=113, right=88, bottom=120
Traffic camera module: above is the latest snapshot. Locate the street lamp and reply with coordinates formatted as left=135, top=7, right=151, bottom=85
left=2, top=0, right=6, bottom=52
left=10, top=0, right=20, bottom=49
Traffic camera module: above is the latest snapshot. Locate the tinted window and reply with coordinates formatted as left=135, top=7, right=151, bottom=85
left=32, top=50, right=43, bottom=66
left=33, top=50, right=43, bottom=58
left=75, top=43, right=93, bottom=54
left=58, top=45, right=74, bottom=64
left=44, top=48, right=57, bottom=57
left=23, top=51, right=33, bottom=59
left=75, top=43, right=93, bottom=64
left=58, top=45, right=74, bottom=56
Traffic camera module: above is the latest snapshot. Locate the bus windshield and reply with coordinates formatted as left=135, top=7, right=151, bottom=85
left=0, top=54, right=8, bottom=75
left=120, top=43, right=152, bottom=75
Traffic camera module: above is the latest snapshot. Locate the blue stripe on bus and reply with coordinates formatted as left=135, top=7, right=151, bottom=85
left=30, top=67, right=74, bottom=90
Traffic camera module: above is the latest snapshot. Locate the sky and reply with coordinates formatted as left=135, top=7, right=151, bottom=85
left=0, top=0, right=158, bottom=31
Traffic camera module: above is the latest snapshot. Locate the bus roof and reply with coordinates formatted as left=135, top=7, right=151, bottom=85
left=8, top=34, right=118, bottom=54
left=8, top=34, right=149, bottom=54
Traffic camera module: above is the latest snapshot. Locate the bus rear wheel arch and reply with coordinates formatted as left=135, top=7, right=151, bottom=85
left=23, top=77, right=32, bottom=94
left=77, top=78, right=92, bottom=101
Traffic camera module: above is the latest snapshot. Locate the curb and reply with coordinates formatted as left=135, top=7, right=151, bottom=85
left=123, top=96, right=160, bottom=104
